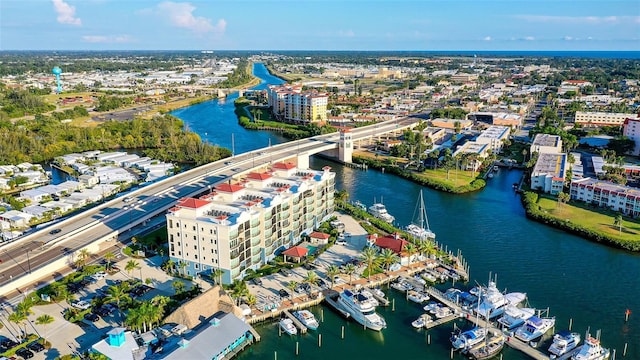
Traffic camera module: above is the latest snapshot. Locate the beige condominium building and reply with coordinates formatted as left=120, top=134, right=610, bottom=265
left=574, top=111, right=640, bottom=127
left=166, top=162, right=335, bottom=284
left=268, top=84, right=328, bottom=123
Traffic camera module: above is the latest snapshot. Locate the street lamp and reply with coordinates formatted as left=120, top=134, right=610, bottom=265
left=22, top=247, right=32, bottom=274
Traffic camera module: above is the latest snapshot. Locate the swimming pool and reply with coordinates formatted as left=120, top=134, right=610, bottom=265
left=304, top=244, right=318, bottom=255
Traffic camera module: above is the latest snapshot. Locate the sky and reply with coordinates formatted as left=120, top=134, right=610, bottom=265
left=0, top=0, right=639, bottom=51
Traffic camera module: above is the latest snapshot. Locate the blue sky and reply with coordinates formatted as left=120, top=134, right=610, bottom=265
left=1, top=0, right=638, bottom=51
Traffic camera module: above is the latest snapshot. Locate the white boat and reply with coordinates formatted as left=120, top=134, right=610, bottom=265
left=293, top=310, right=319, bottom=331
left=514, top=315, right=556, bottom=343
left=390, top=280, right=413, bottom=292
left=451, top=327, right=487, bottom=351
left=411, top=313, right=431, bottom=329
left=370, top=287, right=386, bottom=300
left=358, top=288, right=380, bottom=307
left=405, top=190, right=436, bottom=240
left=423, top=301, right=440, bottom=313
left=475, top=281, right=526, bottom=319
left=571, top=335, right=610, bottom=360
left=368, top=201, right=395, bottom=223
left=468, top=333, right=505, bottom=360
left=549, top=331, right=581, bottom=357
left=497, top=306, right=536, bottom=330
left=407, top=290, right=430, bottom=303
left=435, top=306, right=453, bottom=319
left=421, top=272, right=438, bottom=283
left=336, top=289, right=387, bottom=331
left=279, top=318, right=297, bottom=336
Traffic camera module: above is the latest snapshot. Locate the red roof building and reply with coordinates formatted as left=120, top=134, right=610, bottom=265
left=309, top=231, right=330, bottom=245
left=282, top=246, right=309, bottom=263
left=374, top=233, right=409, bottom=255
left=246, top=172, right=272, bottom=181
left=215, top=183, right=245, bottom=193
left=273, top=162, right=296, bottom=170
left=177, top=198, right=210, bottom=209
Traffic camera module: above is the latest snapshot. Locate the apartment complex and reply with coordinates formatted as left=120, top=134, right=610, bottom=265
left=531, top=152, right=567, bottom=195
left=570, top=178, right=640, bottom=217
left=530, top=134, right=563, bottom=155
left=267, top=84, right=328, bottom=123
left=574, top=111, right=640, bottom=127
left=623, top=117, right=640, bottom=156
left=166, top=162, right=335, bottom=284
left=474, top=125, right=511, bottom=153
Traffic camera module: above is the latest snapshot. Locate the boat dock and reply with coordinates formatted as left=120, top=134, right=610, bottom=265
left=365, top=287, right=390, bottom=306
left=425, top=312, right=460, bottom=329
left=283, top=309, right=308, bottom=334
left=424, top=286, right=551, bottom=360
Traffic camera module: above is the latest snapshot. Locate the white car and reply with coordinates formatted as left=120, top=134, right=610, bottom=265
left=336, top=239, right=347, bottom=245
left=92, top=271, right=107, bottom=281
left=71, top=300, right=91, bottom=310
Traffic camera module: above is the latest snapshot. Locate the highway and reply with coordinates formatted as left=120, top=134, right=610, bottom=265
left=0, top=118, right=417, bottom=296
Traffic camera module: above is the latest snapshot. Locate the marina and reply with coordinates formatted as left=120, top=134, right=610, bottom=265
left=170, top=64, right=638, bottom=360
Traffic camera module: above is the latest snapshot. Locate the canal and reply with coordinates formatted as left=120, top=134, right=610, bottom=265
left=172, top=64, right=639, bottom=359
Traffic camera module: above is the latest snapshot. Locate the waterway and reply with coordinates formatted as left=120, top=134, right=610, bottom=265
left=172, top=64, right=639, bottom=359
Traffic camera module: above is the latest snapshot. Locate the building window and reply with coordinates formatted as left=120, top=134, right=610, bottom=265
left=194, top=263, right=198, bottom=269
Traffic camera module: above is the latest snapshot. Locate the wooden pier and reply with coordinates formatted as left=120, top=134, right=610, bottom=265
left=283, top=309, right=308, bottom=334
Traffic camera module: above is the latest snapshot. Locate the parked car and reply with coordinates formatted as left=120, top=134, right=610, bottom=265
left=278, top=289, right=290, bottom=298
left=49, top=228, right=61, bottom=235
left=71, top=300, right=91, bottom=310
left=84, top=313, right=100, bottom=322
left=252, top=278, right=263, bottom=286
left=280, top=268, right=292, bottom=276
left=316, top=278, right=328, bottom=289
left=26, top=341, right=45, bottom=353
left=92, top=271, right=107, bottom=280
left=336, top=239, right=347, bottom=245
left=16, top=348, right=34, bottom=359
left=0, top=339, right=18, bottom=349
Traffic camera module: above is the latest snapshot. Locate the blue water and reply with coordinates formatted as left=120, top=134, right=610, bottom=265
left=171, top=63, right=640, bottom=359
left=170, top=63, right=287, bottom=154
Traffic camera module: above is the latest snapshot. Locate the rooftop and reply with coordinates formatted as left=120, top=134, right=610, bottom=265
left=532, top=152, right=567, bottom=178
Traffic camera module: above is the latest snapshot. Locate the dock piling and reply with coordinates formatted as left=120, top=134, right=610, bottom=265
left=569, top=318, right=573, bottom=331
left=613, top=349, right=616, bottom=360
left=296, top=342, right=299, bottom=356
left=392, top=298, right=395, bottom=311
left=623, top=343, right=628, bottom=356
left=341, top=326, right=344, bottom=339
left=275, top=351, right=277, bottom=360
left=321, top=309, right=324, bottom=322
left=427, top=333, right=431, bottom=345
left=318, top=334, right=322, bottom=347
left=450, top=348, right=454, bottom=359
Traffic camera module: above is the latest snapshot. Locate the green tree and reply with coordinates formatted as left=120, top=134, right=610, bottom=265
left=360, top=246, right=380, bottom=280
left=343, top=263, right=356, bottom=285
left=404, top=243, right=417, bottom=265
left=125, top=260, right=141, bottom=280
left=326, top=265, right=340, bottom=288
left=103, top=251, right=115, bottom=271
left=35, top=314, right=55, bottom=340
left=379, top=248, right=399, bottom=272
left=614, top=214, right=623, bottom=234
left=172, top=280, right=185, bottom=295
left=211, top=268, right=224, bottom=285
left=106, top=284, right=131, bottom=325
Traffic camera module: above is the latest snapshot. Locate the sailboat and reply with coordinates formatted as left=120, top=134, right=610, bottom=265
left=405, top=190, right=436, bottom=240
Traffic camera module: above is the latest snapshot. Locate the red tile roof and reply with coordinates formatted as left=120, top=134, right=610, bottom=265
left=215, top=183, right=245, bottom=193
left=273, top=162, right=296, bottom=170
left=374, top=235, right=409, bottom=255
left=309, top=231, right=330, bottom=239
left=246, top=172, right=272, bottom=180
left=282, top=246, right=308, bottom=258
left=177, top=198, right=210, bottom=209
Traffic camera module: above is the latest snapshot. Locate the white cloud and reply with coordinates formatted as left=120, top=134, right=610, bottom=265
left=524, top=36, right=535, bottom=41
left=563, top=36, right=574, bottom=41
left=52, top=0, right=81, bottom=26
left=515, top=15, right=640, bottom=24
left=483, top=36, right=492, bottom=41
left=156, top=1, right=226, bottom=35
left=338, top=30, right=355, bottom=38
left=82, top=35, right=133, bottom=43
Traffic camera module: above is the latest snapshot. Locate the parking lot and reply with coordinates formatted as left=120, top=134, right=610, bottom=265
left=247, top=213, right=369, bottom=311
left=0, top=254, right=201, bottom=359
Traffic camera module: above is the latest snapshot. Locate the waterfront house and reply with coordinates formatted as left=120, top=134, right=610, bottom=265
left=530, top=152, right=567, bottom=195
left=91, top=328, right=146, bottom=360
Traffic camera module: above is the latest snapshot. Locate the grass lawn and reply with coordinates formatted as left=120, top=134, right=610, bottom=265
left=416, top=168, right=477, bottom=187
left=537, top=196, right=640, bottom=242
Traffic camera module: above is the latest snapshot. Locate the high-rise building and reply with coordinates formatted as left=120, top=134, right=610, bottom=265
left=166, top=162, right=335, bottom=284
left=267, top=85, right=328, bottom=123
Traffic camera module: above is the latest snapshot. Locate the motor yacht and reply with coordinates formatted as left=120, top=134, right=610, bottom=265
left=549, top=331, right=581, bottom=357
left=293, top=310, right=319, bottom=331
left=279, top=318, right=297, bottom=336
left=336, top=289, right=387, bottom=331
left=515, top=315, right=556, bottom=343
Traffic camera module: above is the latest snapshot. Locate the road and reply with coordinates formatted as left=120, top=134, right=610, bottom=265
left=0, top=118, right=417, bottom=296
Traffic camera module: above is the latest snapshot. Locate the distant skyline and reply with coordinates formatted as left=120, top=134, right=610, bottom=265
left=1, top=0, right=639, bottom=51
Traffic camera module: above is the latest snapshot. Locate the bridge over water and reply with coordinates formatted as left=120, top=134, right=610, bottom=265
left=0, top=118, right=418, bottom=298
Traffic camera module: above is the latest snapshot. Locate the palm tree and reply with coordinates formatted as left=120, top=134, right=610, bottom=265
left=417, top=240, right=431, bottom=259
left=35, top=314, right=54, bottom=340
left=104, top=251, right=115, bottom=271
left=303, top=271, right=319, bottom=295
left=343, top=263, right=356, bottom=285
left=359, top=246, right=380, bottom=280
left=404, top=243, right=417, bottom=265
left=172, top=280, right=185, bottom=295
left=286, top=281, right=298, bottom=298
left=8, top=311, right=27, bottom=339
left=106, top=284, right=131, bottom=325
left=125, top=260, right=140, bottom=280
left=75, top=248, right=91, bottom=269
left=379, top=248, right=399, bottom=272
left=177, top=261, right=188, bottom=277
left=125, top=307, right=143, bottom=332
left=614, top=214, right=623, bottom=234
left=245, top=294, right=257, bottom=307
left=557, top=192, right=570, bottom=208
left=163, top=259, right=176, bottom=274
left=230, top=280, right=249, bottom=305
left=325, top=265, right=340, bottom=288
left=211, top=268, right=224, bottom=285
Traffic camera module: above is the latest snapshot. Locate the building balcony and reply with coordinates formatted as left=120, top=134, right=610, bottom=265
left=251, top=236, right=261, bottom=246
